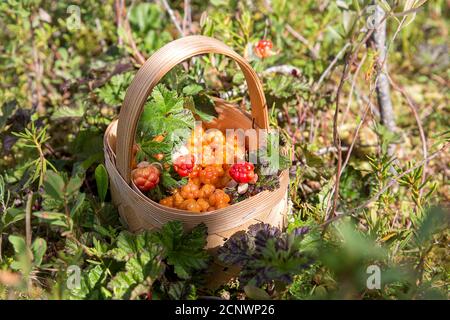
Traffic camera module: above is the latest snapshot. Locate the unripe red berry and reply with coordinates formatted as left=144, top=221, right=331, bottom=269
left=254, top=39, right=274, bottom=59
left=132, top=164, right=160, bottom=192
left=173, top=154, right=195, bottom=177
left=229, top=162, right=255, bottom=184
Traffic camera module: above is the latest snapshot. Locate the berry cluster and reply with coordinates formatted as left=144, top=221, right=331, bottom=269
left=187, top=126, right=245, bottom=165
left=159, top=164, right=231, bottom=212
left=134, top=124, right=263, bottom=213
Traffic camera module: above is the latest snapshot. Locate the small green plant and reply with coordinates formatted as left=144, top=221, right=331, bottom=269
left=12, top=122, right=56, bottom=187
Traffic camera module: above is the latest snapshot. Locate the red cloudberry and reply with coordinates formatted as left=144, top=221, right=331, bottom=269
left=229, top=162, right=255, bottom=183
left=254, top=39, right=274, bottom=59
left=173, top=154, right=195, bottom=177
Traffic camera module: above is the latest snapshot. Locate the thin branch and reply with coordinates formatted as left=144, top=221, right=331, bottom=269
left=354, top=84, right=380, bottom=118
left=324, top=11, right=391, bottom=220
left=315, top=146, right=349, bottom=156
left=342, top=53, right=367, bottom=123
left=371, top=3, right=397, bottom=156
left=329, top=60, right=348, bottom=220
left=388, top=74, right=428, bottom=194
left=161, top=0, right=184, bottom=37
left=116, top=0, right=146, bottom=65
left=115, top=0, right=124, bottom=46
left=341, top=98, right=372, bottom=175
left=262, top=65, right=301, bottom=77
left=285, top=24, right=319, bottom=59
left=322, top=143, right=449, bottom=227
left=313, top=43, right=351, bottom=92
left=25, top=192, right=33, bottom=247
left=29, top=13, right=45, bottom=115
left=182, top=0, right=192, bottom=36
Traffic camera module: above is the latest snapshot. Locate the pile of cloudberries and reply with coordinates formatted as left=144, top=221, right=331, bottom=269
left=131, top=127, right=259, bottom=213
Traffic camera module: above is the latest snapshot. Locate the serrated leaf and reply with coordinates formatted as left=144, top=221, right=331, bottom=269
left=108, top=271, right=135, bottom=298
left=51, top=105, right=85, bottom=120
left=160, top=171, right=186, bottom=190
left=152, top=221, right=210, bottom=279
left=107, top=231, right=164, bottom=299
left=300, top=146, right=324, bottom=167
left=182, top=84, right=203, bottom=96
left=138, top=85, right=195, bottom=141
left=70, top=265, right=108, bottom=299
left=414, top=206, right=449, bottom=246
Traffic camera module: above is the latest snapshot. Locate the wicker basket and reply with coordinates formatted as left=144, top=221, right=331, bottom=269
left=103, top=36, right=289, bottom=254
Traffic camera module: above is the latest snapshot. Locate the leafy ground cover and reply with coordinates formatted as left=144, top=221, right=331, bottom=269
left=0, top=0, right=448, bottom=299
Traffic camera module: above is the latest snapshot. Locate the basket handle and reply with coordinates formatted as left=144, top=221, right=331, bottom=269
left=116, top=35, right=269, bottom=183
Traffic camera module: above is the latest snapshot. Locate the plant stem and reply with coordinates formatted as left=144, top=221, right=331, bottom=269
left=25, top=192, right=33, bottom=247
left=371, top=4, right=397, bottom=157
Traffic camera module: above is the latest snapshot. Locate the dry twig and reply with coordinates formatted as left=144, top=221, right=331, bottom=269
left=161, top=0, right=184, bottom=37
left=25, top=192, right=33, bottom=247
left=388, top=74, right=428, bottom=194
left=115, top=0, right=147, bottom=65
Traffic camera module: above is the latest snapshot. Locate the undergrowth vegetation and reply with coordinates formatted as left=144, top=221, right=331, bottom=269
left=0, top=0, right=448, bottom=300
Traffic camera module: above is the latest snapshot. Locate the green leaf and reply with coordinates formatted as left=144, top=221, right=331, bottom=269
left=342, top=10, right=357, bottom=35
left=8, top=235, right=27, bottom=255
left=34, top=211, right=69, bottom=228
left=43, top=171, right=65, bottom=201
left=1, top=208, right=25, bottom=230
left=70, top=192, right=86, bottom=217
left=414, top=206, right=449, bottom=246
left=139, top=140, right=173, bottom=160
left=160, top=171, right=186, bottom=190
left=0, top=100, right=17, bottom=129
left=192, top=94, right=218, bottom=122
left=152, top=221, right=210, bottom=279
left=70, top=265, right=109, bottom=299
left=244, top=285, right=271, bottom=300
left=66, top=174, right=84, bottom=196
left=95, top=164, right=109, bottom=202
left=138, top=85, right=195, bottom=138
left=107, top=231, right=164, bottom=299
left=300, top=146, right=324, bottom=167
left=51, top=105, right=85, bottom=120
left=182, top=84, right=203, bottom=96
left=30, top=238, right=47, bottom=266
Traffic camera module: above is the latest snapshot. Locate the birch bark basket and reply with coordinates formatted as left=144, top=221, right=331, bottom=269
left=103, top=36, right=289, bottom=261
